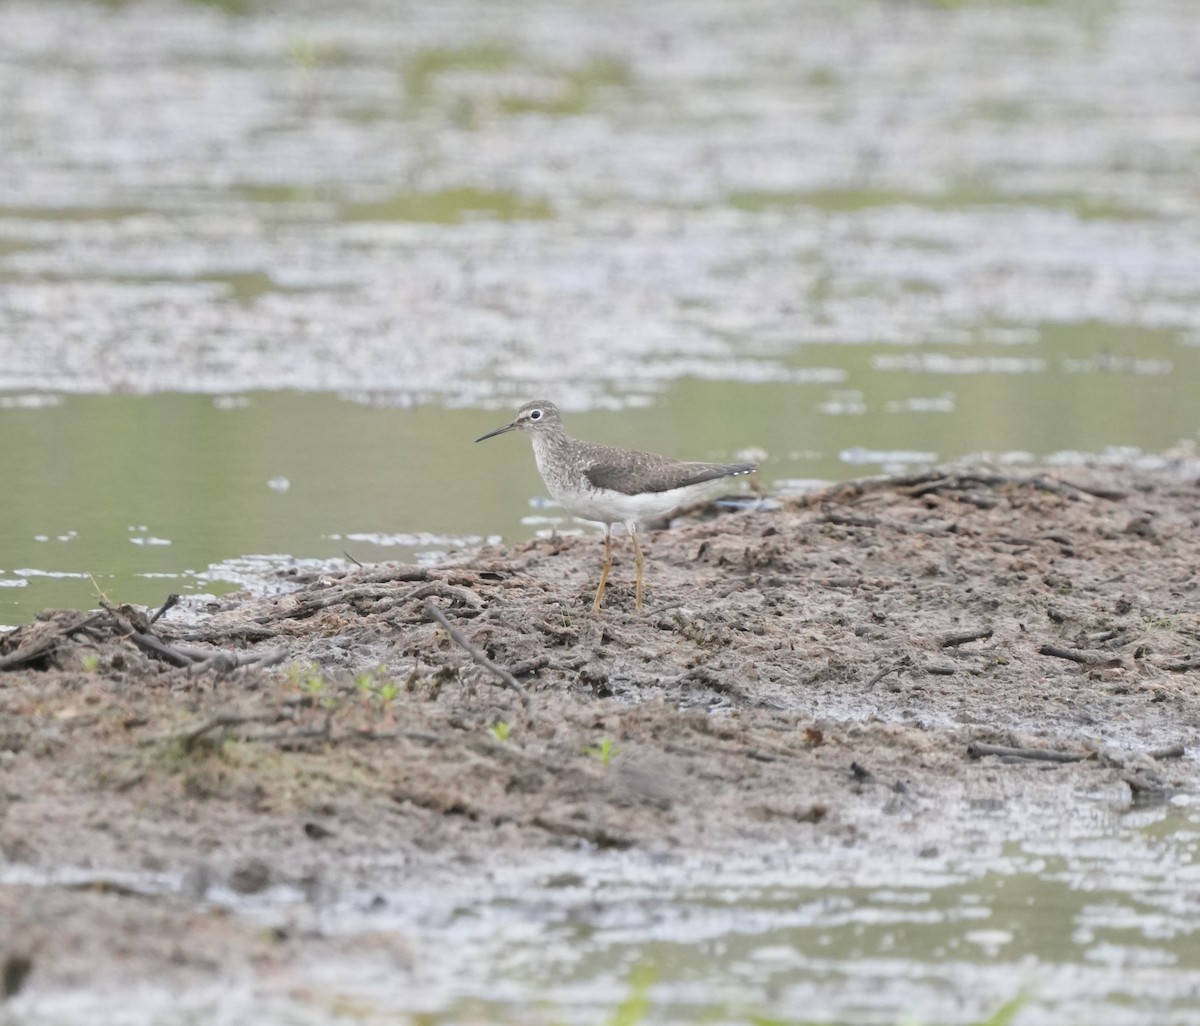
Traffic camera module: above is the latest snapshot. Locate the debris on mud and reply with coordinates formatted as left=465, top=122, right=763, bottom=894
left=2, top=466, right=1198, bottom=995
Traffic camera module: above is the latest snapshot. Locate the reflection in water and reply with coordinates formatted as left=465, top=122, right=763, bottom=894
left=408, top=812, right=1200, bottom=1024
left=8, top=807, right=1200, bottom=1024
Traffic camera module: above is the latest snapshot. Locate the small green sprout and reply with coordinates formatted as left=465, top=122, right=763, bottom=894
left=286, top=661, right=316, bottom=686
left=488, top=720, right=513, bottom=743
left=80, top=654, right=101, bottom=673
left=374, top=681, right=400, bottom=703
left=585, top=738, right=621, bottom=766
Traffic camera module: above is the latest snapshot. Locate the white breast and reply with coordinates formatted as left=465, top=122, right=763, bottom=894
left=549, top=480, right=714, bottom=527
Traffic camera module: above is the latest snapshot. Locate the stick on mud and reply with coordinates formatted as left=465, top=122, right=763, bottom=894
left=967, top=742, right=1090, bottom=763
left=424, top=601, right=534, bottom=721
left=149, top=593, right=180, bottom=625
left=865, top=656, right=911, bottom=688
left=1037, top=644, right=1112, bottom=665
left=941, top=627, right=994, bottom=648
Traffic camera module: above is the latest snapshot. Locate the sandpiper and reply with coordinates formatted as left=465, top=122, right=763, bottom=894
left=476, top=400, right=756, bottom=612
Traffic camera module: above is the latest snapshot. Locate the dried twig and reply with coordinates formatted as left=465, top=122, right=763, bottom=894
left=530, top=815, right=633, bottom=849
left=865, top=655, right=911, bottom=688
left=411, top=581, right=485, bottom=609
left=1122, top=771, right=1172, bottom=800
left=901, top=476, right=955, bottom=499
left=149, top=594, right=180, bottom=625
left=185, top=647, right=290, bottom=676
left=63, top=611, right=107, bottom=637
left=815, top=511, right=880, bottom=529
left=174, top=711, right=271, bottom=753
left=424, top=601, right=534, bottom=721
left=967, top=741, right=1090, bottom=764
left=262, top=585, right=402, bottom=621
left=1038, top=644, right=1119, bottom=666
left=104, top=600, right=288, bottom=676
left=1154, top=656, right=1200, bottom=672
left=0, top=611, right=106, bottom=670
left=1063, top=480, right=1128, bottom=501
left=1148, top=744, right=1186, bottom=761
left=104, top=605, right=193, bottom=669
left=0, top=634, right=59, bottom=671
left=941, top=627, right=994, bottom=648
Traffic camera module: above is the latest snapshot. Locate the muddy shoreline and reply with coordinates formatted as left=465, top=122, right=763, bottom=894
left=2, top=465, right=1199, bottom=1009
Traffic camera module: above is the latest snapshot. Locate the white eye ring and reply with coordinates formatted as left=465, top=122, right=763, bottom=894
left=529, top=409, right=543, bottom=420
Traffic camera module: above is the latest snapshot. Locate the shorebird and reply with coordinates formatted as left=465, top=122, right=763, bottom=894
left=476, top=400, right=756, bottom=612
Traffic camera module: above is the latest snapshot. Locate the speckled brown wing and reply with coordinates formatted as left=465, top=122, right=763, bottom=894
left=581, top=445, right=756, bottom=496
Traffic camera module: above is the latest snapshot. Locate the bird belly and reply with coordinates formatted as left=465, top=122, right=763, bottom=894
left=550, top=482, right=703, bottom=527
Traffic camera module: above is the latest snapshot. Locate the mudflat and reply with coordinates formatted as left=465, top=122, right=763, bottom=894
left=1, top=466, right=1198, bottom=1007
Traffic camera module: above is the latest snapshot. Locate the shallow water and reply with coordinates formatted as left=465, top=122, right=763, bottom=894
left=9, top=801, right=1200, bottom=1025
left=2, top=351, right=1197, bottom=627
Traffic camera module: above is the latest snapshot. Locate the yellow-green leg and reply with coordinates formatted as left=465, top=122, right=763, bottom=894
left=630, top=526, right=646, bottom=612
left=592, top=526, right=614, bottom=612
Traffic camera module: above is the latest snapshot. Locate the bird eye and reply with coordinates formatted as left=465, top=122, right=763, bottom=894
left=529, top=409, right=543, bottom=420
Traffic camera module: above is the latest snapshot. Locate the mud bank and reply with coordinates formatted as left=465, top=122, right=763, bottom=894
left=1, top=466, right=1198, bottom=1011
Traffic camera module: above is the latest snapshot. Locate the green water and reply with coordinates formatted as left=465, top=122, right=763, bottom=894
left=2, top=321, right=1200, bottom=628
left=3, top=330, right=1197, bottom=630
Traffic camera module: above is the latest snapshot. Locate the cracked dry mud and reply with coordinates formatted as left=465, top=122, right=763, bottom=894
left=1, top=466, right=1198, bottom=1000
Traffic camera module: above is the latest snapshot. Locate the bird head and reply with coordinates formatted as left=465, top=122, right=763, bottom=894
left=475, top=400, right=563, bottom=442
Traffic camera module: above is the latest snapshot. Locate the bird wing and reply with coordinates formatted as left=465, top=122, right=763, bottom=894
left=583, top=449, right=756, bottom=496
